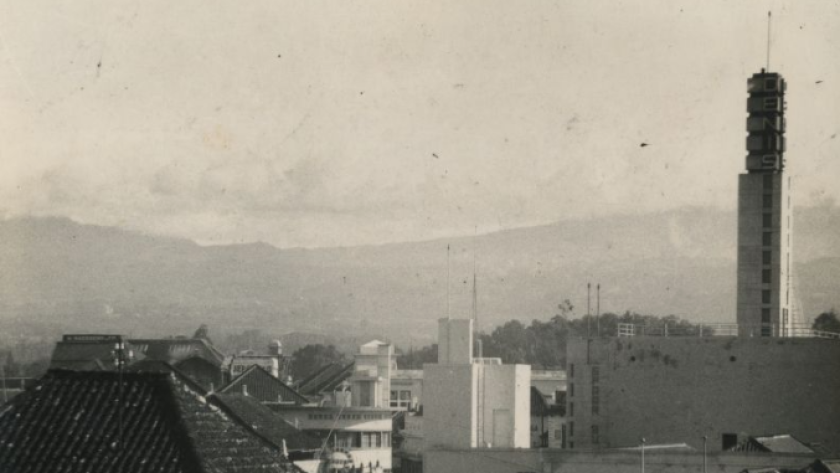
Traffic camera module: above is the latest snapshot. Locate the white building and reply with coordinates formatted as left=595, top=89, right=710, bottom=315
left=423, top=318, right=530, bottom=450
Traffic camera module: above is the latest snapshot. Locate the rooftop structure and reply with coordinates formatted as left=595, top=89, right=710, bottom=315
left=0, top=369, right=300, bottom=473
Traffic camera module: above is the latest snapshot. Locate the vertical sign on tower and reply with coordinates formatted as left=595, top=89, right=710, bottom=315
left=745, top=71, right=786, bottom=172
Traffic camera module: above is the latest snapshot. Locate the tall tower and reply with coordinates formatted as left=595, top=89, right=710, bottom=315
left=736, top=70, right=794, bottom=337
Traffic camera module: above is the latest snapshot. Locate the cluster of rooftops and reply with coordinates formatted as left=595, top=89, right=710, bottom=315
left=0, top=333, right=366, bottom=473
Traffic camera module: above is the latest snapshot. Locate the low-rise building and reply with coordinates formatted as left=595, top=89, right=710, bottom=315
left=272, top=405, right=394, bottom=472
left=423, top=318, right=531, bottom=451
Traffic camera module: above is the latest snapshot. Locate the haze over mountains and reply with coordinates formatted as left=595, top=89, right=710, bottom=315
left=1, top=206, right=839, bottom=349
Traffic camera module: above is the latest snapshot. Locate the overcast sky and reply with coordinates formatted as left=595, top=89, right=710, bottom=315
left=1, top=0, right=838, bottom=248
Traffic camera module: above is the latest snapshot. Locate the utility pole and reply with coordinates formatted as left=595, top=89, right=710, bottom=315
left=111, top=337, right=134, bottom=456
left=596, top=283, right=601, bottom=337
left=703, top=435, right=708, bottom=473
left=587, top=283, right=591, bottom=338
left=640, top=437, right=646, bottom=473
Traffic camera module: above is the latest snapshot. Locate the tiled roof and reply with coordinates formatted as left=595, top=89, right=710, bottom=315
left=210, top=393, right=322, bottom=452
left=0, top=369, right=300, bottom=473
left=220, top=366, right=309, bottom=405
left=295, top=363, right=354, bottom=396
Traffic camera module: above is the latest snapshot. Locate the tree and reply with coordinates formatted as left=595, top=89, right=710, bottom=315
left=290, top=344, right=347, bottom=380
left=396, top=344, right=438, bottom=369
left=813, top=309, right=840, bottom=333
left=192, top=324, right=213, bottom=344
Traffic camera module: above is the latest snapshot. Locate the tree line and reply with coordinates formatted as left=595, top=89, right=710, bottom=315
left=394, top=304, right=840, bottom=370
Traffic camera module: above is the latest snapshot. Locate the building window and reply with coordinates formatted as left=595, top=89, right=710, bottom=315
left=761, top=308, right=771, bottom=323
left=591, top=366, right=600, bottom=384
left=592, top=425, right=600, bottom=444
left=763, top=251, right=771, bottom=265
left=569, top=363, right=574, bottom=378
left=762, top=232, right=772, bottom=246
left=569, top=383, right=574, bottom=397
left=763, top=174, right=773, bottom=190
left=762, top=290, right=771, bottom=304
left=569, top=402, right=574, bottom=417
left=762, top=269, right=772, bottom=284
left=561, top=425, right=567, bottom=449
left=390, top=390, right=412, bottom=408
left=763, top=213, right=772, bottom=228
left=569, top=422, right=574, bottom=437
left=592, top=386, right=600, bottom=415
left=763, top=194, right=773, bottom=208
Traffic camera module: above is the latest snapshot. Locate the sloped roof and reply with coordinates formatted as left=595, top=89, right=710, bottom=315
left=49, top=337, right=146, bottom=371
left=809, top=459, right=840, bottom=473
left=221, top=365, right=309, bottom=405
left=0, top=369, right=299, bottom=473
left=729, top=435, right=814, bottom=454
left=49, top=336, right=225, bottom=372
left=295, top=363, right=354, bottom=396
left=211, top=393, right=322, bottom=452
left=130, top=338, right=225, bottom=367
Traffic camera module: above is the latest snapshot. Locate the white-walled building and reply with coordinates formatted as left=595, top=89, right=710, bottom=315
left=276, top=339, right=398, bottom=472
left=423, top=318, right=530, bottom=451
left=349, top=340, right=395, bottom=408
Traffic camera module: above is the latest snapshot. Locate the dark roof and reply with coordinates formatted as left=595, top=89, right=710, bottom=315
left=174, top=356, right=226, bottom=393
left=211, top=393, right=322, bottom=452
left=729, top=435, right=814, bottom=454
left=808, top=459, right=840, bottom=473
left=49, top=336, right=225, bottom=373
left=49, top=338, right=147, bottom=371
left=221, top=365, right=309, bottom=405
left=129, top=338, right=225, bottom=367
left=0, top=369, right=299, bottom=473
left=295, top=363, right=354, bottom=396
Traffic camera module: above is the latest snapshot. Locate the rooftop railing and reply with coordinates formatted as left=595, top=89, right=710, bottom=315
left=616, top=322, right=840, bottom=339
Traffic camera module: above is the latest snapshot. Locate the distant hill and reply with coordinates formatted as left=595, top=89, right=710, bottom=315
left=1, top=206, right=839, bottom=350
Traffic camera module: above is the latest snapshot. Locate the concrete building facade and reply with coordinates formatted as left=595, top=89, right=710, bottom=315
left=423, top=318, right=530, bottom=451
left=564, top=337, right=840, bottom=454
left=349, top=340, right=395, bottom=409
left=273, top=405, right=394, bottom=471
left=737, top=70, right=797, bottom=336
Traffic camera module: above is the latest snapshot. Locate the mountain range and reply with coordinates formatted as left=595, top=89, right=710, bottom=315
left=1, top=206, right=839, bottom=351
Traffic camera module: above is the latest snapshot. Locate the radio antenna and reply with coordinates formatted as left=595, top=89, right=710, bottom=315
left=766, top=11, right=772, bottom=71
left=446, top=244, right=451, bottom=320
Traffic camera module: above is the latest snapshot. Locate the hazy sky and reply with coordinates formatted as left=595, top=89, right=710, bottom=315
left=1, top=0, right=838, bottom=248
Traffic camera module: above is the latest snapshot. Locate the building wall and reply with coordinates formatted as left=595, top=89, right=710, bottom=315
left=479, top=363, right=530, bottom=449
left=531, top=370, right=567, bottom=403
left=437, top=318, right=473, bottom=365
left=276, top=407, right=393, bottom=471
left=565, top=337, right=840, bottom=454
left=390, top=371, right=422, bottom=410
left=423, top=448, right=816, bottom=473
left=531, top=415, right=565, bottom=449
left=423, top=363, right=476, bottom=449
left=737, top=172, right=793, bottom=335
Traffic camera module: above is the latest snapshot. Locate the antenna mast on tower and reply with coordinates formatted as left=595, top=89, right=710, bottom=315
left=766, top=11, right=772, bottom=71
